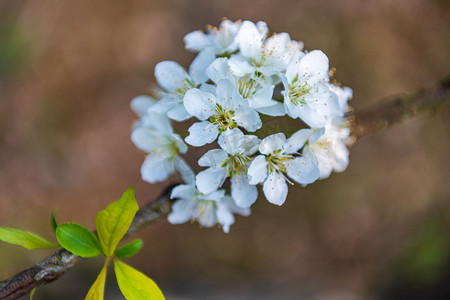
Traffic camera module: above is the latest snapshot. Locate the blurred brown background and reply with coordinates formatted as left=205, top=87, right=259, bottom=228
left=1, top=0, right=450, bottom=299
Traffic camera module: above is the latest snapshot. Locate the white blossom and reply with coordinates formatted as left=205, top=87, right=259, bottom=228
left=248, top=130, right=320, bottom=205
left=230, top=21, right=302, bottom=78
left=206, top=58, right=284, bottom=116
left=184, top=79, right=262, bottom=146
left=149, top=49, right=216, bottom=121
left=283, top=50, right=340, bottom=128
left=196, top=128, right=260, bottom=208
left=168, top=184, right=250, bottom=233
left=304, top=123, right=352, bottom=179
left=131, top=97, right=194, bottom=184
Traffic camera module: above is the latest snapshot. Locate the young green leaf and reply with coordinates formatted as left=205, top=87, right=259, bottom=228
left=95, top=187, right=139, bottom=257
left=85, top=260, right=109, bottom=300
left=114, top=239, right=143, bottom=259
left=30, top=287, right=36, bottom=300
left=51, top=209, right=58, bottom=233
left=114, top=260, right=164, bottom=300
left=0, top=227, right=58, bottom=250
left=56, top=223, right=102, bottom=258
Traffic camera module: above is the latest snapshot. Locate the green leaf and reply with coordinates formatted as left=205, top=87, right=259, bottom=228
left=51, top=209, right=58, bottom=233
left=114, top=239, right=143, bottom=259
left=85, top=260, right=109, bottom=300
left=56, top=223, right=102, bottom=258
left=0, top=227, right=58, bottom=250
left=30, top=287, right=36, bottom=300
left=114, top=260, right=164, bottom=300
left=95, top=187, right=139, bottom=257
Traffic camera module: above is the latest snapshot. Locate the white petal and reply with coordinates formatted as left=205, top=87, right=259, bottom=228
left=263, top=172, right=288, bottom=206
left=248, top=84, right=275, bottom=109
left=185, top=121, right=219, bottom=146
left=189, top=48, right=216, bottom=85
left=183, top=89, right=216, bottom=120
left=196, top=167, right=228, bottom=195
left=218, top=128, right=244, bottom=155
left=216, top=203, right=234, bottom=233
left=171, top=184, right=197, bottom=201
left=285, top=51, right=304, bottom=82
left=173, top=157, right=195, bottom=185
left=231, top=172, right=258, bottom=208
left=228, top=55, right=255, bottom=76
left=285, top=156, right=319, bottom=185
left=283, top=129, right=313, bottom=154
left=148, top=95, right=177, bottom=114
left=236, top=21, right=264, bottom=60
left=199, top=83, right=216, bottom=94
left=131, top=127, right=159, bottom=152
left=259, top=133, right=286, bottom=155
left=198, top=149, right=228, bottom=168
left=167, top=103, right=191, bottom=121
left=168, top=200, right=193, bottom=224
left=130, top=95, right=155, bottom=117
left=248, top=155, right=268, bottom=184
left=298, top=50, right=329, bottom=81
left=215, top=79, right=242, bottom=111
left=155, top=61, right=189, bottom=93
left=233, top=106, right=262, bottom=132
left=184, top=30, right=213, bottom=52
left=240, top=135, right=260, bottom=156
left=141, top=155, right=174, bottom=183
left=196, top=205, right=217, bottom=228
left=222, top=195, right=251, bottom=216
left=203, top=189, right=226, bottom=202
left=205, top=57, right=229, bottom=83
left=255, top=102, right=286, bottom=116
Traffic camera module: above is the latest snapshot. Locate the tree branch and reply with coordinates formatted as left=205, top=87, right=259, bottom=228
left=1, top=77, right=449, bottom=300
left=0, top=185, right=175, bottom=300
left=354, top=76, right=450, bottom=139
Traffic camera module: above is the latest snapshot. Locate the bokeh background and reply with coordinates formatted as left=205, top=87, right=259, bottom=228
left=1, top=0, right=450, bottom=299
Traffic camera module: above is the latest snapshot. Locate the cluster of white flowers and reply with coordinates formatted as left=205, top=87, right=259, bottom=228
left=131, top=20, right=354, bottom=233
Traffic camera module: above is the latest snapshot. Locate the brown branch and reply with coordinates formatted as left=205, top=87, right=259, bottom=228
left=1, top=77, right=449, bottom=300
left=354, top=76, right=450, bottom=139
left=0, top=185, right=175, bottom=300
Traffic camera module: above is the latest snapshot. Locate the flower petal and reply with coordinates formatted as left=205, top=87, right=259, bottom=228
left=184, top=30, right=213, bottom=52
left=141, top=155, right=174, bottom=183
left=130, top=95, right=155, bottom=117
left=236, top=21, right=264, bottom=60
left=167, top=103, right=191, bottom=121
left=283, top=129, right=313, bottom=154
left=196, top=167, right=228, bottom=195
left=189, top=48, right=216, bottom=85
left=218, top=128, right=244, bottom=155
left=173, top=157, right=195, bottom=185
left=171, top=184, right=197, bottom=201
left=198, top=149, right=228, bottom=168
left=185, top=121, right=219, bottom=146
left=206, top=57, right=229, bottom=83
left=233, top=105, right=262, bottom=132
left=263, top=172, right=288, bottom=206
left=155, top=61, right=189, bottom=93
left=183, top=89, right=216, bottom=120
left=168, top=200, right=193, bottom=224
left=285, top=156, right=319, bottom=185
left=231, top=172, right=258, bottom=208
left=259, top=133, right=286, bottom=155
left=248, top=155, right=268, bottom=184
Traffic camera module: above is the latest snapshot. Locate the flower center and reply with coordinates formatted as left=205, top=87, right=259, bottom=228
left=288, top=74, right=310, bottom=105
left=175, top=78, right=196, bottom=97
left=266, top=150, right=293, bottom=173
left=236, top=72, right=265, bottom=99
left=209, top=104, right=237, bottom=132
left=222, top=154, right=251, bottom=176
